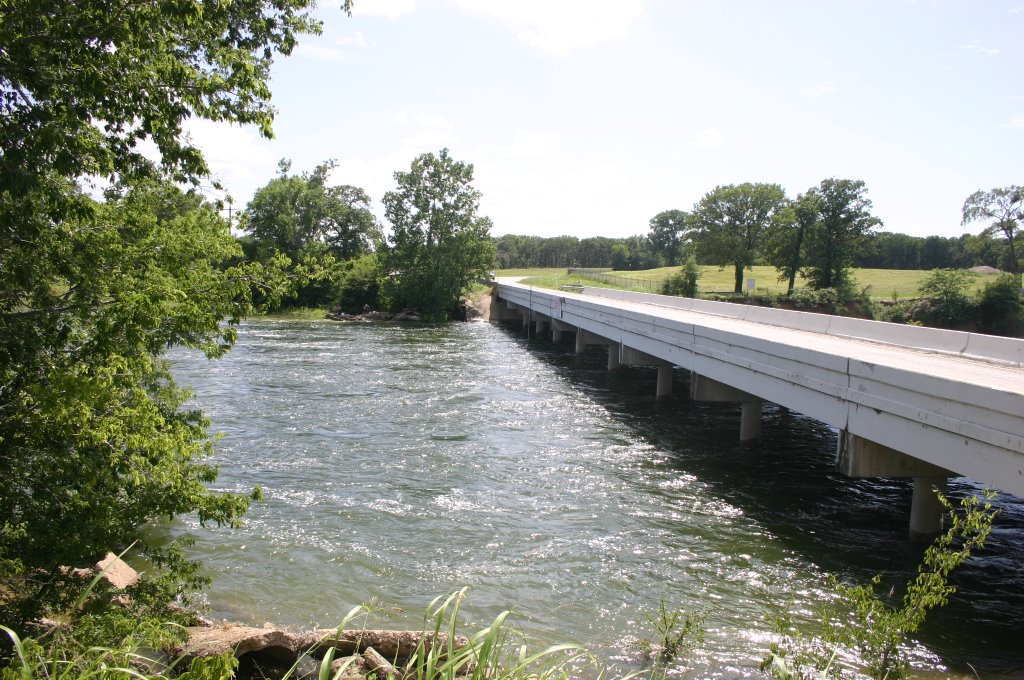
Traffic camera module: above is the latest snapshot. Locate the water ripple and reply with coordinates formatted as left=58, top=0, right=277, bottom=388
left=164, top=320, right=1024, bottom=678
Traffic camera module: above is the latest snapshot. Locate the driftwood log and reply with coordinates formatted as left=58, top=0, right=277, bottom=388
left=179, top=624, right=471, bottom=679
left=361, top=646, right=401, bottom=679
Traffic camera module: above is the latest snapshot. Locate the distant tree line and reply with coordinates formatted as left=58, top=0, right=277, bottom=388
left=493, top=234, right=662, bottom=270
left=854, top=231, right=1015, bottom=271
left=494, top=229, right=1013, bottom=272
left=494, top=182, right=1022, bottom=296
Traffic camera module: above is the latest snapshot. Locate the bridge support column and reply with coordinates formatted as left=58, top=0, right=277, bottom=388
left=836, top=432, right=953, bottom=540
left=621, top=346, right=673, bottom=399
left=535, top=318, right=546, bottom=336
left=910, top=477, right=948, bottom=541
left=551, top=320, right=572, bottom=344
left=574, top=328, right=586, bottom=354
left=690, top=374, right=761, bottom=444
left=607, top=343, right=621, bottom=370
left=656, top=365, right=673, bottom=398
left=739, top=400, right=763, bottom=445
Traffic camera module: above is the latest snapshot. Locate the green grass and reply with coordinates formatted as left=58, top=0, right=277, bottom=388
left=503, top=266, right=1003, bottom=301
left=261, top=306, right=328, bottom=320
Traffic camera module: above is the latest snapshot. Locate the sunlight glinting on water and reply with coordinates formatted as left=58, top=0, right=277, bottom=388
left=165, top=320, right=1024, bottom=678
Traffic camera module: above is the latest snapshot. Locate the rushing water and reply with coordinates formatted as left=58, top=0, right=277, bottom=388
left=164, top=319, right=1024, bottom=678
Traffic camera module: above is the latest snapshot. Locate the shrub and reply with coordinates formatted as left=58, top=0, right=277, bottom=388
left=915, top=268, right=975, bottom=328
left=762, top=490, right=1000, bottom=680
left=334, top=253, right=382, bottom=313
left=661, top=259, right=701, bottom=298
left=788, top=287, right=842, bottom=314
left=974, top=273, right=1024, bottom=336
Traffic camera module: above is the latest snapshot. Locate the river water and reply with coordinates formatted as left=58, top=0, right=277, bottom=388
left=165, top=319, right=1024, bottom=678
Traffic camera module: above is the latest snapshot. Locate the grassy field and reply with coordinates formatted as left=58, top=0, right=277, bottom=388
left=497, top=266, right=1002, bottom=300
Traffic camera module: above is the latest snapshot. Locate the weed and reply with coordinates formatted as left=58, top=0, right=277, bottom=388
left=762, top=490, right=1000, bottom=680
left=638, top=598, right=705, bottom=665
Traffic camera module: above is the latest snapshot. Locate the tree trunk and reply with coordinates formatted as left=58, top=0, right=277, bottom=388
left=734, top=264, right=744, bottom=293
left=787, top=225, right=805, bottom=295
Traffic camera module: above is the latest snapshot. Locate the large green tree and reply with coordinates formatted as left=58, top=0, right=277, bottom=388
left=380, top=149, right=496, bottom=319
left=647, top=209, right=690, bottom=265
left=962, top=186, right=1023, bottom=274
left=763, top=192, right=818, bottom=294
left=690, top=183, right=788, bottom=292
left=801, top=178, right=882, bottom=291
left=244, top=159, right=378, bottom=263
left=0, top=0, right=328, bottom=629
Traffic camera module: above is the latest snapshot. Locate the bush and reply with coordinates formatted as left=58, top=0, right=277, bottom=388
left=788, top=287, right=842, bottom=314
left=975, top=273, right=1024, bottom=336
left=915, top=268, right=975, bottom=328
left=333, top=253, right=382, bottom=312
left=763, top=491, right=1000, bottom=680
left=661, top=259, right=701, bottom=298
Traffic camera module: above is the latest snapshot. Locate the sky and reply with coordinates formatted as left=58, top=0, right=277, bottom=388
left=189, top=0, right=1024, bottom=240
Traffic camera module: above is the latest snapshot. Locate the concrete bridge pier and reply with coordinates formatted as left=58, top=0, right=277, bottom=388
left=836, top=432, right=953, bottom=539
left=551, top=320, right=573, bottom=343
left=910, top=477, right=949, bottom=542
left=690, top=374, right=762, bottom=445
left=534, top=316, right=547, bottom=337
left=574, top=328, right=608, bottom=355
left=621, top=346, right=674, bottom=399
left=656, top=366, right=673, bottom=399
left=740, top=400, right=763, bottom=444
left=607, top=342, right=621, bottom=370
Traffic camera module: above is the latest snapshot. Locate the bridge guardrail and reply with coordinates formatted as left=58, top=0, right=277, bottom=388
left=577, top=286, right=1024, bottom=366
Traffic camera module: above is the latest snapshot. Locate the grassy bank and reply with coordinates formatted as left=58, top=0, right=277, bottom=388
left=501, top=266, right=1003, bottom=300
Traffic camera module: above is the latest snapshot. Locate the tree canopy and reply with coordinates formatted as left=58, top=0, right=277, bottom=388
left=244, top=159, right=378, bottom=263
left=763, top=191, right=819, bottom=294
left=962, top=186, right=1023, bottom=274
left=690, top=183, right=788, bottom=292
left=647, top=209, right=690, bottom=265
left=0, top=0, right=326, bottom=629
left=380, top=149, right=495, bottom=319
left=0, top=0, right=334, bottom=202
left=801, top=178, right=882, bottom=291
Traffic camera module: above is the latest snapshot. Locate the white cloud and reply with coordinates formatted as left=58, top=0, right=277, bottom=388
left=295, top=44, right=352, bottom=62
left=959, top=41, right=999, bottom=56
left=336, top=31, right=374, bottom=48
left=801, top=80, right=838, bottom=99
left=692, top=128, right=724, bottom=149
left=1011, top=115, right=1024, bottom=128
left=1010, top=6, right=1023, bottom=13
left=182, top=119, right=277, bottom=201
left=295, top=32, right=374, bottom=61
left=446, top=0, right=646, bottom=57
left=352, top=0, right=416, bottom=19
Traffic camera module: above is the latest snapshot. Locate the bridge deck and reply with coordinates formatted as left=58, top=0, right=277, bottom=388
left=496, top=280, right=1024, bottom=497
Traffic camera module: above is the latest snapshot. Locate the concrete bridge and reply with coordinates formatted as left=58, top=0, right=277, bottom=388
left=492, top=280, right=1024, bottom=539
